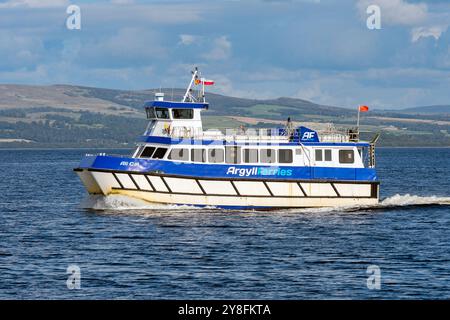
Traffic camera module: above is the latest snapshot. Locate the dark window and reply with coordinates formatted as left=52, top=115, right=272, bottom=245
left=278, top=149, right=293, bottom=163
left=155, top=108, right=169, bottom=119
left=243, top=149, right=258, bottom=163
left=324, top=149, right=332, bottom=161
left=152, top=147, right=168, bottom=159
left=145, top=107, right=156, bottom=119
left=168, top=148, right=189, bottom=161
left=208, top=148, right=224, bottom=163
left=140, top=146, right=155, bottom=158
left=315, top=149, right=323, bottom=161
left=191, top=149, right=206, bottom=162
left=225, top=147, right=241, bottom=164
left=260, top=149, right=276, bottom=163
left=172, top=109, right=193, bottom=119
left=339, top=150, right=354, bottom=163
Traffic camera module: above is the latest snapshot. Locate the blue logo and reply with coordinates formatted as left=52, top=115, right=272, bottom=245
left=299, top=126, right=319, bottom=142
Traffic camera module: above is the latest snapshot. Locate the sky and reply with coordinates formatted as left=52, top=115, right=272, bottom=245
left=0, top=0, right=449, bottom=109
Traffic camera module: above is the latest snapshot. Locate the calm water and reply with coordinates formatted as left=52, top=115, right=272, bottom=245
left=0, top=148, right=449, bottom=299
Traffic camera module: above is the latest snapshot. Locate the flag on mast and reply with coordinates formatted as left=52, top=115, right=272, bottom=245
left=195, top=78, right=215, bottom=86
left=359, top=105, right=369, bottom=112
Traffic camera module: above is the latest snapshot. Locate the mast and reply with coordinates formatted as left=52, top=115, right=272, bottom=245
left=182, top=67, right=199, bottom=102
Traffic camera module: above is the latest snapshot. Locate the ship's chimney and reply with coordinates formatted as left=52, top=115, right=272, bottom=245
left=155, top=92, right=164, bottom=101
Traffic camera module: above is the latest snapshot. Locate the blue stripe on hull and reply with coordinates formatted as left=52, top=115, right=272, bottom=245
left=78, top=155, right=378, bottom=181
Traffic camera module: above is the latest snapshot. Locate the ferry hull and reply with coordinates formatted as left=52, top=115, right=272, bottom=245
left=75, top=169, right=379, bottom=209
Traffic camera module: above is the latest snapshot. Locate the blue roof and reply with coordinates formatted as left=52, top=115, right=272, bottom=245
left=144, top=100, right=209, bottom=109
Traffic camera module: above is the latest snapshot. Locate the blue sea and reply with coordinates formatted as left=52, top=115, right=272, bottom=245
left=0, top=148, right=449, bottom=299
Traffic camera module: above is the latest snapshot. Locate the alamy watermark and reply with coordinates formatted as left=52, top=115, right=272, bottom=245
left=66, top=264, right=81, bottom=289
left=66, top=5, right=81, bottom=30
left=366, top=265, right=381, bottom=290
left=366, top=5, right=381, bottom=30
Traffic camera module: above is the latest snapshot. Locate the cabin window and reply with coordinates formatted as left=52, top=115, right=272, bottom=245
left=191, top=149, right=206, bottom=162
left=140, top=146, right=156, bottom=158
left=155, top=108, right=170, bottom=119
left=339, top=150, right=354, bottom=164
left=243, top=149, right=258, bottom=163
left=315, top=149, right=323, bottom=161
left=152, top=147, right=168, bottom=159
left=168, top=148, right=189, bottom=161
left=225, top=146, right=241, bottom=164
left=172, top=109, right=193, bottom=119
left=324, top=149, right=332, bottom=161
left=295, top=149, right=302, bottom=155
left=145, top=108, right=156, bottom=119
left=278, top=149, right=293, bottom=163
left=260, top=149, right=276, bottom=163
left=208, top=148, right=224, bottom=163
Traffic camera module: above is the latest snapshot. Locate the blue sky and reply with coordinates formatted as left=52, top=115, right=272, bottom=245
left=0, top=0, right=449, bottom=109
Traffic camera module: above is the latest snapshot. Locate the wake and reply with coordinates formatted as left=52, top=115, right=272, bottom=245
left=80, top=193, right=450, bottom=212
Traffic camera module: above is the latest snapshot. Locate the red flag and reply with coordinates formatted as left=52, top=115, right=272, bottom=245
left=359, top=105, right=369, bottom=112
left=201, top=78, right=214, bottom=86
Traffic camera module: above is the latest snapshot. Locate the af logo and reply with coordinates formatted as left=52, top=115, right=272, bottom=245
left=302, top=131, right=315, bottom=140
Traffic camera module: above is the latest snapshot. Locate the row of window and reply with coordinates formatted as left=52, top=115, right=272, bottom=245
left=139, top=146, right=296, bottom=164
left=315, top=149, right=354, bottom=163
left=145, top=107, right=194, bottom=120
left=138, top=146, right=355, bottom=164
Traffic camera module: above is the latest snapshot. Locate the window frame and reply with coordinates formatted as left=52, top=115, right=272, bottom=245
left=152, top=147, right=168, bottom=159
left=278, top=149, right=293, bottom=164
left=260, top=149, right=276, bottom=163
left=208, top=148, right=225, bottom=163
left=172, top=108, right=194, bottom=119
left=140, top=146, right=156, bottom=158
left=191, top=149, right=206, bottom=163
left=243, top=148, right=259, bottom=163
left=339, top=149, right=355, bottom=164
left=167, top=148, right=189, bottom=161
left=225, top=146, right=241, bottom=164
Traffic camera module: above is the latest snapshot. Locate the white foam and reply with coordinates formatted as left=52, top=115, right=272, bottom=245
left=80, top=194, right=205, bottom=211
left=80, top=193, right=449, bottom=213
left=379, top=194, right=450, bottom=207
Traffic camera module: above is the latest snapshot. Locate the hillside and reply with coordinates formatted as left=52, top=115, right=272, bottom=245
left=0, top=84, right=449, bottom=148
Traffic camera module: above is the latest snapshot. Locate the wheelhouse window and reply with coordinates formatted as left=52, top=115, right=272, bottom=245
left=339, top=150, right=354, bottom=164
left=278, top=149, right=293, bottom=163
left=243, top=149, right=258, bottom=163
left=140, top=146, right=156, bottom=158
left=315, top=149, right=323, bottom=161
left=208, top=148, right=224, bottom=163
left=168, top=148, right=189, bottom=161
left=155, top=108, right=170, bottom=119
left=260, top=149, right=276, bottom=163
left=225, top=146, right=241, bottom=164
left=172, top=109, right=193, bottom=119
left=152, top=147, right=168, bottom=159
left=191, top=149, right=206, bottom=162
left=324, top=149, right=332, bottom=161
left=145, top=107, right=156, bottom=119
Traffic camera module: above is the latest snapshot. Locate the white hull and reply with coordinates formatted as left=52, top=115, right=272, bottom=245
left=76, top=169, right=379, bottom=209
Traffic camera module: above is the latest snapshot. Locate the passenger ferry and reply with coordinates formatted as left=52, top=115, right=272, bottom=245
left=74, top=68, right=380, bottom=209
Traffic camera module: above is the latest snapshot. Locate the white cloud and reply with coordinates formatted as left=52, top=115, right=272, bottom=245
left=0, top=0, right=69, bottom=8
left=411, top=26, right=446, bottom=42
left=357, top=0, right=428, bottom=26
left=202, top=36, right=232, bottom=61
left=178, top=34, right=198, bottom=46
